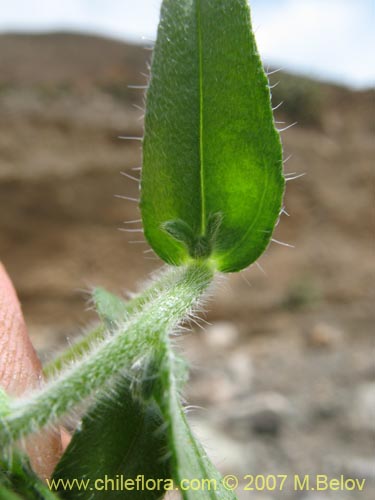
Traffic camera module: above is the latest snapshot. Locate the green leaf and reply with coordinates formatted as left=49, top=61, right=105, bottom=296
left=0, top=396, right=57, bottom=500
left=167, top=397, right=238, bottom=500
left=141, top=0, right=284, bottom=272
left=52, top=377, right=170, bottom=499
left=0, top=485, right=23, bottom=500
left=92, top=287, right=128, bottom=327
left=156, top=346, right=238, bottom=500
left=0, top=451, right=60, bottom=500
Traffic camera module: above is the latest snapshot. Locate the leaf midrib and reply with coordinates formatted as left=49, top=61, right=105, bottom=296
left=197, top=0, right=206, bottom=236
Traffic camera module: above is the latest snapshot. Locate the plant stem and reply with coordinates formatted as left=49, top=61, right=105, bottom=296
left=43, top=324, right=105, bottom=379
left=43, top=266, right=182, bottom=378
left=0, top=263, right=214, bottom=446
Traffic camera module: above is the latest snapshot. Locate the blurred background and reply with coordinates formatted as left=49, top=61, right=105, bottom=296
left=0, top=1, right=374, bottom=498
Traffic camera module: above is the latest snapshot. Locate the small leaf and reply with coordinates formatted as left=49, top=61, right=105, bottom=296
left=92, top=287, right=128, bottom=327
left=141, top=0, right=284, bottom=272
left=162, top=219, right=195, bottom=250
left=53, top=378, right=170, bottom=499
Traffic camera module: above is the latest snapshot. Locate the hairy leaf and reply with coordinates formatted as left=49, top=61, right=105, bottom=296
left=92, top=287, right=128, bottom=327
left=53, top=379, right=170, bottom=499
left=141, top=0, right=284, bottom=272
left=155, top=345, right=238, bottom=500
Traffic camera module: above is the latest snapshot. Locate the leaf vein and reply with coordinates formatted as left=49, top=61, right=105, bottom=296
left=197, top=0, right=206, bottom=236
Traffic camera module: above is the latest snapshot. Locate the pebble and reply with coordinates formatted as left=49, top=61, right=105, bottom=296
left=204, top=321, right=239, bottom=349
left=189, top=371, right=238, bottom=404
left=299, top=495, right=333, bottom=500
left=306, top=322, right=343, bottom=348
left=342, top=456, right=375, bottom=481
left=226, top=350, right=253, bottom=389
left=237, top=494, right=275, bottom=500
left=221, top=392, right=292, bottom=438
left=189, top=417, right=250, bottom=475
left=348, top=382, right=375, bottom=433
left=188, top=340, right=253, bottom=404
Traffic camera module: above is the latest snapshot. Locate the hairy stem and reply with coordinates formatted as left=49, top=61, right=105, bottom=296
left=43, top=324, right=105, bottom=379
left=0, top=263, right=214, bottom=447
left=43, top=266, right=182, bottom=378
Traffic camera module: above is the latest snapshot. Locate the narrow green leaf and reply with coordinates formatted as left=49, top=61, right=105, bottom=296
left=141, top=0, right=284, bottom=272
left=156, top=346, right=238, bottom=500
left=53, top=378, right=170, bottom=499
left=0, top=451, right=60, bottom=500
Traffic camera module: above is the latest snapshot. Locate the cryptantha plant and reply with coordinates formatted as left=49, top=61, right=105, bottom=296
left=0, top=1, right=285, bottom=498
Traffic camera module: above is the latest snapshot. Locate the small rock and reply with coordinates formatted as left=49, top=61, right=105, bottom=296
left=348, top=382, right=375, bottom=433
left=342, top=456, right=375, bottom=481
left=204, top=321, right=239, bottom=349
left=299, top=495, right=333, bottom=500
left=226, top=350, right=253, bottom=389
left=250, top=408, right=281, bottom=436
left=189, top=417, right=250, bottom=475
left=190, top=371, right=237, bottom=404
left=314, top=401, right=341, bottom=420
left=238, top=494, right=275, bottom=500
left=187, top=349, right=253, bottom=404
left=306, top=322, right=343, bottom=348
left=222, top=392, right=292, bottom=438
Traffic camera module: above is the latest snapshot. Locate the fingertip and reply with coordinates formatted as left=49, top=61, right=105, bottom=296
left=0, top=263, right=63, bottom=478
